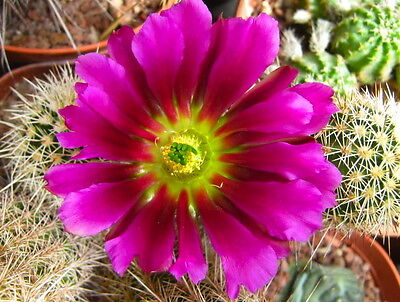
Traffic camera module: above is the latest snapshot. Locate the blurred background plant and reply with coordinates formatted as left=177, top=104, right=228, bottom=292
left=278, top=261, right=364, bottom=302
left=331, top=2, right=400, bottom=85
left=280, top=18, right=358, bottom=96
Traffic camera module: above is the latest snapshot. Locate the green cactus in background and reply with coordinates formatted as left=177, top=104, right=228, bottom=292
left=281, top=19, right=358, bottom=96
left=317, top=88, right=400, bottom=236
left=0, top=64, right=79, bottom=202
left=331, top=3, right=400, bottom=84
left=295, top=0, right=363, bottom=20
left=278, top=262, right=363, bottom=302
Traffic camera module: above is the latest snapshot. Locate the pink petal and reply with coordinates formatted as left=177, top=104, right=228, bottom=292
left=170, top=191, right=207, bottom=283
left=217, top=90, right=313, bottom=136
left=229, top=66, right=298, bottom=115
left=198, top=13, right=279, bottom=121
left=289, top=83, right=337, bottom=135
left=222, top=142, right=341, bottom=209
left=77, top=84, right=156, bottom=141
left=107, top=26, right=161, bottom=115
left=45, top=162, right=137, bottom=197
left=160, top=0, right=212, bottom=116
left=132, top=13, right=184, bottom=121
left=222, top=132, right=314, bottom=149
left=222, top=141, right=340, bottom=186
left=213, top=175, right=324, bottom=242
left=58, top=105, right=153, bottom=161
left=105, top=186, right=176, bottom=275
left=59, top=174, right=155, bottom=236
left=75, top=53, right=161, bottom=131
left=196, top=190, right=281, bottom=299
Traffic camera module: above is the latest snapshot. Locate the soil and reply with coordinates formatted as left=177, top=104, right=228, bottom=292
left=250, top=0, right=294, bottom=28
left=5, top=0, right=160, bottom=49
left=265, top=234, right=381, bottom=301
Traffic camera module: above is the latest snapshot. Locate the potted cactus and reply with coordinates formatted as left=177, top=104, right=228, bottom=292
left=1, top=60, right=399, bottom=301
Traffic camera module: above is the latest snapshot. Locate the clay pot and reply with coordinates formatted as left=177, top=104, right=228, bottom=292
left=329, top=232, right=400, bottom=302
left=0, top=61, right=62, bottom=101
left=2, top=1, right=174, bottom=65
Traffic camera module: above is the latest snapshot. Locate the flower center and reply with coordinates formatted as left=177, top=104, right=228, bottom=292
left=160, top=130, right=210, bottom=179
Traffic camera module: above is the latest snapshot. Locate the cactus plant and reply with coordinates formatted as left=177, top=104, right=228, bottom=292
left=278, top=262, right=364, bottom=302
left=293, top=0, right=388, bottom=21
left=317, top=88, right=400, bottom=236
left=281, top=20, right=358, bottom=96
left=331, top=3, right=400, bottom=84
left=0, top=64, right=79, bottom=201
left=0, top=190, right=102, bottom=301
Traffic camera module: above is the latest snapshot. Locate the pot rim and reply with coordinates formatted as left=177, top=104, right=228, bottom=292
left=2, top=0, right=176, bottom=55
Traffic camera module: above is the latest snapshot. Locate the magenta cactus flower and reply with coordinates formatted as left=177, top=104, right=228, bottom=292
left=44, top=0, right=341, bottom=298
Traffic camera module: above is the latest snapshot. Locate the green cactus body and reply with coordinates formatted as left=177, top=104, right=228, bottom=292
left=278, top=262, right=364, bottom=302
left=317, top=89, right=400, bottom=236
left=332, top=4, right=400, bottom=84
left=0, top=65, right=79, bottom=201
left=290, top=51, right=358, bottom=96
left=297, top=0, right=366, bottom=19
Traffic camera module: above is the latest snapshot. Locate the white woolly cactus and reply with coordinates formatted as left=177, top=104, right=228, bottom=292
left=0, top=191, right=102, bottom=301
left=317, top=88, right=400, bottom=236
left=1, top=64, right=79, bottom=201
left=281, top=20, right=358, bottom=96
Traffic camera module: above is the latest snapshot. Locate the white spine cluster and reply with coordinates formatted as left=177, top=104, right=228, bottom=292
left=317, top=88, right=400, bottom=236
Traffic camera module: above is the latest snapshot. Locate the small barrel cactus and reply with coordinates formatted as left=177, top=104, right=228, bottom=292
left=331, top=3, right=400, bottom=84
left=278, top=262, right=364, bottom=302
left=0, top=65, right=79, bottom=202
left=317, top=88, right=400, bottom=236
left=281, top=20, right=358, bottom=96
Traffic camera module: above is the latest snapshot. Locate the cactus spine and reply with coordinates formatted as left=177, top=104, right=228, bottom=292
left=317, top=88, right=400, bottom=236
left=0, top=65, right=79, bottom=201
left=0, top=191, right=103, bottom=301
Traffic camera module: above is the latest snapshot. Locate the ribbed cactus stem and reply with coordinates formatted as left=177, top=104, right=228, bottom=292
left=278, top=262, right=364, bottom=302
left=332, top=3, right=400, bottom=84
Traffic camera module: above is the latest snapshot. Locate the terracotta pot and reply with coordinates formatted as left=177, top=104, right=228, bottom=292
left=328, top=232, right=400, bottom=302
left=2, top=1, right=174, bottom=65
left=0, top=62, right=63, bottom=101
left=0, top=62, right=67, bottom=137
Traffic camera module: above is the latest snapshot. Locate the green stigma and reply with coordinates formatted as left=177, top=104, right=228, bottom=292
left=168, top=142, right=198, bottom=166
left=160, top=130, right=210, bottom=180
